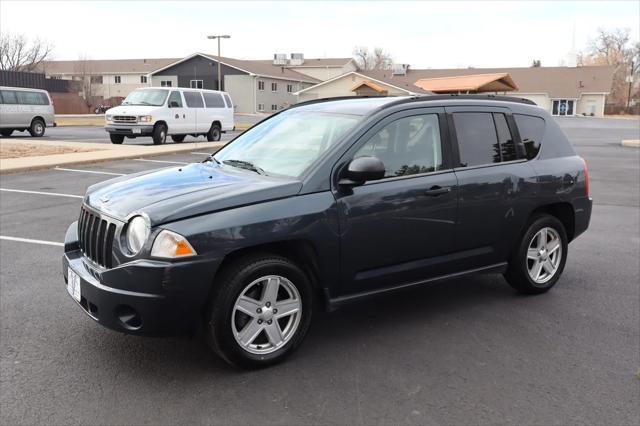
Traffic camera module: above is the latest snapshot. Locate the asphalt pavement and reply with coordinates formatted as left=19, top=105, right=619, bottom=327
left=0, top=117, right=638, bottom=425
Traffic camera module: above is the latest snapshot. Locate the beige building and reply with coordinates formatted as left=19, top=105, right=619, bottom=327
left=296, top=66, right=616, bottom=117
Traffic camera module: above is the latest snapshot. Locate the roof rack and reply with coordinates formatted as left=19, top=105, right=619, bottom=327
left=288, top=95, right=383, bottom=109
left=403, top=93, right=537, bottom=105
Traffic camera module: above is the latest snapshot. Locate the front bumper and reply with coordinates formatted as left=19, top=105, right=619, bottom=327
left=62, top=222, right=220, bottom=336
left=105, top=123, right=154, bottom=136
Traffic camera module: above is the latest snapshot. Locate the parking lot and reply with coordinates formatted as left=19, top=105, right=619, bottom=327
left=0, top=117, right=639, bottom=424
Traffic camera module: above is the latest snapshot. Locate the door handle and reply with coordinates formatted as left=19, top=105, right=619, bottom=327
left=424, top=186, right=451, bottom=196
left=175, top=114, right=179, bottom=119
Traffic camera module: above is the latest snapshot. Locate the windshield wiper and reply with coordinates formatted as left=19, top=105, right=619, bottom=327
left=222, top=159, right=266, bottom=175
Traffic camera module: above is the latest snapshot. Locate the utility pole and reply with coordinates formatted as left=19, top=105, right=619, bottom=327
left=207, top=35, right=231, bottom=91
left=627, top=60, right=634, bottom=110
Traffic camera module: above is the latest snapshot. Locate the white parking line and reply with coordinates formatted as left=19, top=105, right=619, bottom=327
left=0, top=188, right=83, bottom=199
left=55, top=167, right=125, bottom=176
left=134, top=158, right=188, bottom=165
left=0, top=235, right=64, bottom=247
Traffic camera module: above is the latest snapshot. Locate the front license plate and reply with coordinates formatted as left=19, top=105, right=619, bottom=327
left=67, top=267, right=81, bottom=302
left=132, top=128, right=141, bottom=134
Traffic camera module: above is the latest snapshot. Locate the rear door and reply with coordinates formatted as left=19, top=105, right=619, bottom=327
left=202, top=92, right=226, bottom=130
left=447, top=107, right=536, bottom=268
left=222, top=93, right=235, bottom=130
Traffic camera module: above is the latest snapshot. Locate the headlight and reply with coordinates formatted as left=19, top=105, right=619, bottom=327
left=151, top=230, right=197, bottom=259
left=126, top=216, right=149, bottom=255
left=138, top=115, right=153, bottom=122
left=105, top=114, right=113, bottom=122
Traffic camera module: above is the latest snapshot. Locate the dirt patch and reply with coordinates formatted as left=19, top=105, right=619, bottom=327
left=0, top=142, right=99, bottom=159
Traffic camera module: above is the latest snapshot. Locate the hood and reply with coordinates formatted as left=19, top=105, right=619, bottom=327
left=106, top=105, right=160, bottom=115
left=86, top=162, right=302, bottom=225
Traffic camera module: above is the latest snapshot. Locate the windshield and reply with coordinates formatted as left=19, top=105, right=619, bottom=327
left=122, top=89, right=169, bottom=106
left=214, top=109, right=361, bottom=177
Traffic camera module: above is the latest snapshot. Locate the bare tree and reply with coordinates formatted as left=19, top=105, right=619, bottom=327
left=353, top=46, right=393, bottom=71
left=372, top=47, right=393, bottom=70
left=75, top=54, right=98, bottom=109
left=0, top=33, right=53, bottom=72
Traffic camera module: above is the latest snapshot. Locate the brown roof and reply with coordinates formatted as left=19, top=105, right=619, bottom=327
left=414, top=73, right=518, bottom=93
left=198, top=54, right=320, bottom=83
left=39, top=58, right=180, bottom=75
left=362, top=66, right=615, bottom=98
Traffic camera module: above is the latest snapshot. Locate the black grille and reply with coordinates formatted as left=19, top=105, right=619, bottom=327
left=78, top=207, right=117, bottom=268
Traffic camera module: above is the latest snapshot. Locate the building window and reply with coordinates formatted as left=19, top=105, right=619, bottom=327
left=271, top=82, right=277, bottom=92
left=160, top=80, right=172, bottom=87
left=257, top=103, right=265, bottom=112
left=287, top=84, right=293, bottom=93
left=190, top=80, right=203, bottom=89
left=258, top=81, right=265, bottom=91
left=271, top=104, right=278, bottom=111
left=551, top=99, right=575, bottom=116
left=140, top=75, right=148, bottom=84
left=114, top=75, right=121, bottom=84
left=90, top=76, right=103, bottom=84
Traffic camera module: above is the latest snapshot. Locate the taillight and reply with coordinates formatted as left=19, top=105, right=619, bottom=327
left=580, top=157, right=589, bottom=197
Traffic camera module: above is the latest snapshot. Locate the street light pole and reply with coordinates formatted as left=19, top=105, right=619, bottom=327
left=207, top=35, right=231, bottom=91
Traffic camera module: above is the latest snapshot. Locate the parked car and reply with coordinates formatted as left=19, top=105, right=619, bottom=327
left=0, top=86, right=55, bottom=137
left=63, top=95, right=591, bottom=368
left=104, top=87, right=234, bottom=145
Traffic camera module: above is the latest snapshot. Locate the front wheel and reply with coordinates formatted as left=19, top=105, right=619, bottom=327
left=205, top=254, right=313, bottom=369
left=110, top=134, right=124, bottom=144
left=28, top=119, right=45, bottom=137
left=504, top=214, right=568, bottom=294
left=207, top=123, right=221, bottom=142
left=152, top=124, right=167, bottom=145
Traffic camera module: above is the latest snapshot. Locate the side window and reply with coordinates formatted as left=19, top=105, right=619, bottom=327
left=453, top=112, right=500, bottom=167
left=271, top=82, right=277, bottom=92
left=354, top=114, right=443, bottom=178
left=203, top=92, right=225, bottom=108
left=168, top=91, right=183, bottom=107
left=258, top=81, right=265, bottom=91
left=183, top=91, right=204, bottom=108
left=223, top=94, right=233, bottom=108
left=190, top=80, right=203, bottom=89
left=114, top=76, right=121, bottom=84
left=17, top=91, right=46, bottom=105
left=514, top=114, right=545, bottom=160
left=493, top=113, right=517, bottom=162
left=1, top=90, right=17, bottom=104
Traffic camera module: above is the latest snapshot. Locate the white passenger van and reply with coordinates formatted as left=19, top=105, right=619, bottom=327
left=0, top=86, right=56, bottom=137
left=105, top=87, right=234, bottom=144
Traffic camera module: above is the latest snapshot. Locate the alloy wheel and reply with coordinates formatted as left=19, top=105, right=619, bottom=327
left=526, top=227, right=562, bottom=285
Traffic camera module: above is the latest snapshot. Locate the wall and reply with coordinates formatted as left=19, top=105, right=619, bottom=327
left=151, top=75, right=178, bottom=88
left=153, top=56, right=245, bottom=91
left=298, top=73, right=407, bottom=102
left=224, top=74, right=255, bottom=113
left=576, top=94, right=605, bottom=117
left=508, top=93, right=551, bottom=111
left=86, top=73, right=149, bottom=99
left=289, top=62, right=357, bottom=81
left=255, top=77, right=306, bottom=112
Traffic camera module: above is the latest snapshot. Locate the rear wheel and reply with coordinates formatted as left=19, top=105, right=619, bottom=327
left=207, top=123, right=221, bottom=142
left=110, top=134, right=124, bottom=144
left=205, top=254, right=313, bottom=369
left=0, top=129, right=13, bottom=137
left=171, top=135, right=186, bottom=143
left=152, top=124, right=167, bottom=145
left=28, top=119, right=45, bottom=137
left=504, top=214, right=568, bottom=294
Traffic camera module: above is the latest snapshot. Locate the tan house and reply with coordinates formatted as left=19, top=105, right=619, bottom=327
left=296, top=66, right=616, bottom=117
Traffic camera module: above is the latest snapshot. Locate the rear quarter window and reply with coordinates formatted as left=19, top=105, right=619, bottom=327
left=223, top=94, right=233, bottom=108
left=203, top=92, right=225, bottom=108
left=514, top=114, right=545, bottom=160
left=16, top=91, right=49, bottom=105
left=183, top=91, right=204, bottom=108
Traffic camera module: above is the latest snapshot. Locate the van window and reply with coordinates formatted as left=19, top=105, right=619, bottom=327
left=453, top=112, right=500, bottom=167
left=168, top=91, right=183, bottom=108
left=16, top=91, right=49, bottom=105
left=514, top=114, right=545, bottom=160
left=183, top=92, right=204, bottom=108
left=0, top=90, right=18, bottom=104
left=203, top=92, right=225, bottom=108
left=223, top=94, right=233, bottom=108
left=493, top=113, right=517, bottom=162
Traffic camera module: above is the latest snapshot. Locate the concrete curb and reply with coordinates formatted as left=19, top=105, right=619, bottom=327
left=54, top=116, right=254, bottom=131
left=621, top=139, right=640, bottom=148
left=0, top=140, right=225, bottom=174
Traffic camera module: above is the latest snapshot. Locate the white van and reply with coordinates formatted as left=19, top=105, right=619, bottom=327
left=0, top=86, right=56, bottom=137
left=105, top=87, right=234, bottom=144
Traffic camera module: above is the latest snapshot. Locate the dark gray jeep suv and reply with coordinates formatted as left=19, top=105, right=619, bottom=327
left=62, top=95, right=591, bottom=368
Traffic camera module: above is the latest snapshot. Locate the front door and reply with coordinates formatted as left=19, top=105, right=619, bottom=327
left=335, top=109, right=459, bottom=296
left=166, top=90, right=187, bottom=134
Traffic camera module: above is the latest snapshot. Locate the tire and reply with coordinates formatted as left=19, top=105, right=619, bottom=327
left=504, top=214, right=568, bottom=295
left=171, top=135, right=186, bottom=143
left=0, top=129, right=13, bottom=137
left=205, top=254, right=313, bottom=369
left=152, top=124, right=167, bottom=145
left=28, top=119, right=45, bottom=137
left=207, top=123, right=222, bottom=142
left=110, top=134, right=124, bottom=144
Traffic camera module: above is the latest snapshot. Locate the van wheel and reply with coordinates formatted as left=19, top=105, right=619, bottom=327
left=28, top=119, right=45, bottom=137
left=110, top=134, right=124, bottom=144
left=207, top=123, right=221, bottom=142
left=153, top=124, right=167, bottom=145
left=171, top=135, right=186, bottom=143
left=205, top=254, right=313, bottom=369
left=0, top=130, right=13, bottom=137
left=504, top=214, right=568, bottom=294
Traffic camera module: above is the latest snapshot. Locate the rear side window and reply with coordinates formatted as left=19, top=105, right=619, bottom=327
left=183, top=91, right=204, bottom=108
left=0, top=90, right=18, bottom=104
left=203, top=92, right=225, bottom=108
left=16, top=91, right=49, bottom=105
left=223, top=94, right=233, bottom=108
left=493, top=113, right=517, bottom=162
left=514, top=114, right=545, bottom=160
left=453, top=112, right=501, bottom=167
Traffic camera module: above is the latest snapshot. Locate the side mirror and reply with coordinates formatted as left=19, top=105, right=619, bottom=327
left=169, top=101, right=180, bottom=108
left=339, top=156, right=386, bottom=186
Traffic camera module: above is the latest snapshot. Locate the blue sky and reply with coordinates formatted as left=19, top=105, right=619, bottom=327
left=1, top=1, right=638, bottom=68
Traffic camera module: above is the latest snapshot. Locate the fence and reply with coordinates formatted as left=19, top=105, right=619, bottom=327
left=0, top=70, right=70, bottom=92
